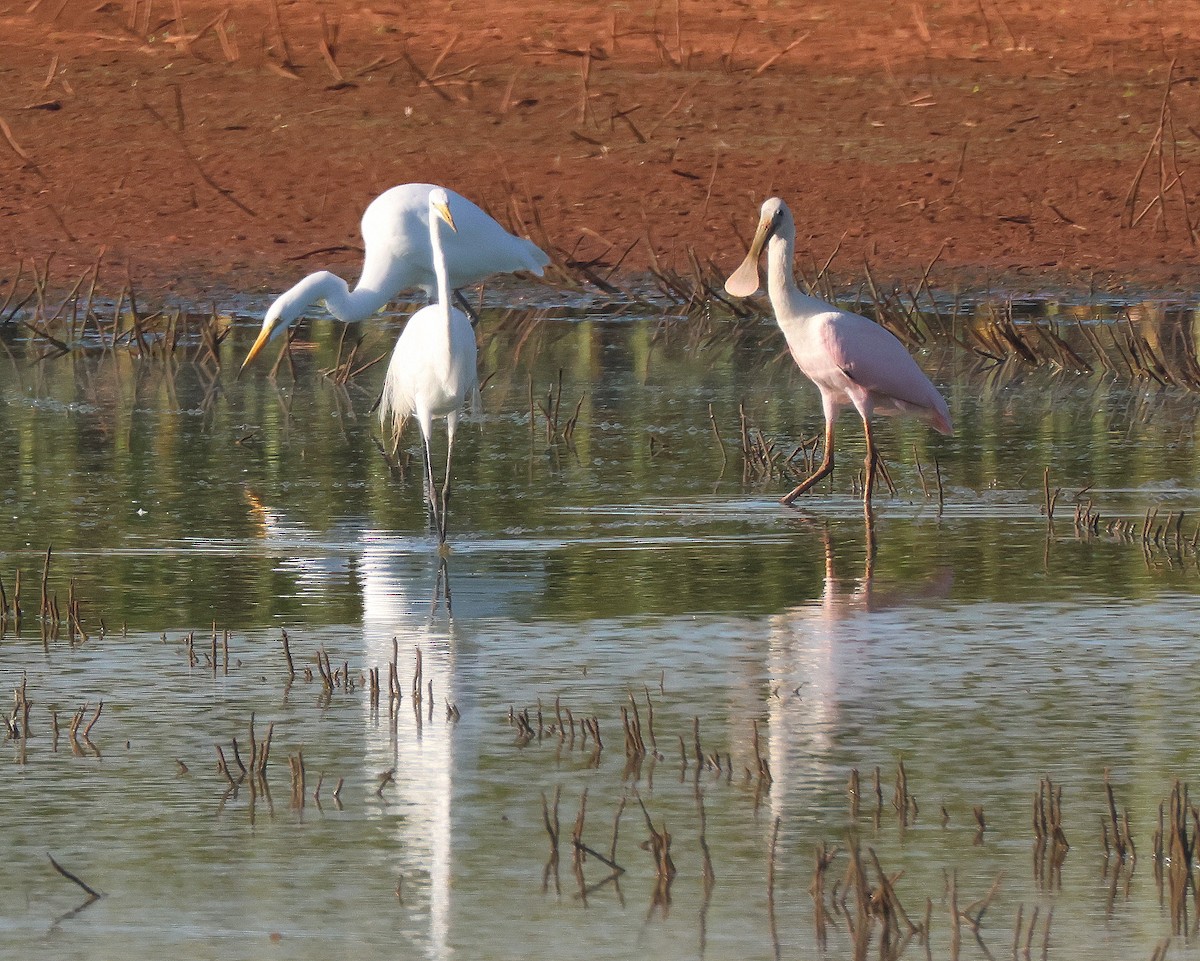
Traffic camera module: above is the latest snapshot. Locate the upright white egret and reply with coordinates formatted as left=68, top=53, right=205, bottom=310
left=725, top=197, right=952, bottom=507
left=378, top=188, right=480, bottom=544
left=239, top=183, right=549, bottom=371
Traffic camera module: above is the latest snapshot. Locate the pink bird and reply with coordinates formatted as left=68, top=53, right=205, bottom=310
left=725, top=197, right=953, bottom=507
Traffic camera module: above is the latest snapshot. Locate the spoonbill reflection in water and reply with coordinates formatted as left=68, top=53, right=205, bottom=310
left=764, top=520, right=953, bottom=825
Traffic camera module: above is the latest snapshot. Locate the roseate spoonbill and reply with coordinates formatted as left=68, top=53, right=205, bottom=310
left=725, top=197, right=952, bottom=506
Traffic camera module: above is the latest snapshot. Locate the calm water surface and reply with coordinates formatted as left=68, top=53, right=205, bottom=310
left=3, top=296, right=1200, bottom=960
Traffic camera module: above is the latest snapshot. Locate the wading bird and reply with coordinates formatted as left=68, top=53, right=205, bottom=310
left=377, top=188, right=480, bottom=544
left=725, top=197, right=952, bottom=507
left=239, top=183, right=549, bottom=371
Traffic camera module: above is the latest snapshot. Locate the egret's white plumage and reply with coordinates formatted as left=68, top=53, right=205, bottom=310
left=240, top=183, right=548, bottom=370
left=378, top=188, right=480, bottom=544
left=725, top=197, right=952, bottom=507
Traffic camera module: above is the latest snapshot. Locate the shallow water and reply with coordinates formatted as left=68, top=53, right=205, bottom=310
left=3, top=300, right=1200, bottom=959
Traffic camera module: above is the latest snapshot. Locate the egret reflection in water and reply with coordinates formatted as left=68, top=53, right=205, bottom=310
left=243, top=490, right=550, bottom=957
left=244, top=494, right=449, bottom=954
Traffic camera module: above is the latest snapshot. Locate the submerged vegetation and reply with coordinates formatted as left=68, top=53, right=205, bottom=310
left=8, top=609, right=1200, bottom=960
left=7, top=251, right=1200, bottom=393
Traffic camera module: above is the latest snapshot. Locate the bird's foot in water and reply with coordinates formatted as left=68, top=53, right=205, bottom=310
left=780, top=486, right=817, bottom=507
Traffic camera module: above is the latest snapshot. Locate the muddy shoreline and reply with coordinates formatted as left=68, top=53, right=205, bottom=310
left=3, top=2, right=1200, bottom=305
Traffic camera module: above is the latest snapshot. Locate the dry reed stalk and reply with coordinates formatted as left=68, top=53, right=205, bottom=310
left=542, top=785, right=561, bottom=892
left=707, top=403, right=728, bottom=469
left=39, top=546, right=50, bottom=620
left=960, top=872, right=1003, bottom=935
left=640, top=688, right=657, bottom=755
left=281, top=629, right=296, bottom=681
left=258, top=723, right=273, bottom=776
left=48, top=853, right=102, bottom=902
left=400, top=50, right=452, bottom=103
left=973, top=805, right=987, bottom=840
left=214, top=9, right=239, bottom=61
left=1043, top=468, right=1061, bottom=526
left=1123, top=60, right=1197, bottom=244
left=949, top=870, right=961, bottom=960
left=893, top=759, right=910, bottom=820
left=315, top=648, right=333, bottom=691
left=82, top=700, right=102, bottom=739
left=264, top=0, right=295, bottom=67
left=1104, top=768, right=1128, bottom=863
left=318, top=12, right=342, bottom=82
left=809, top=841, right=837, bottom=948
left=752, top=33, right=809, bottom=76
left=390, top=637, right=400, bottom=704
left=627, top=695, right=645, bottom=753
left=289, top=751, right=306, bottom=807
left=230, top=737, right=248, bottom=777
left=0, top=115, right=36, bottom=168
left=215, top=744, right=236, bottom=786
left=246, top=713, right=258, bottom=774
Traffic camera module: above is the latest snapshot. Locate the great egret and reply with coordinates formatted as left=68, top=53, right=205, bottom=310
left=378, top=187, right=480, bottom=544
left=239, top=183, right=549, bottom=371
left=725, top=197, right=952, bottom=507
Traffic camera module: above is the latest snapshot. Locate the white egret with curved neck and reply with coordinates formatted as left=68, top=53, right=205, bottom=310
left=725, top=197, right=952, bottom=507
left=239, top=183, right=549, bottom=371
left=378, top=187, right=480, bottom=544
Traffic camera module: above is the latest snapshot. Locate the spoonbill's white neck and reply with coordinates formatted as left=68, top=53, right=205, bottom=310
left=765, top=232, right=828, bottom=325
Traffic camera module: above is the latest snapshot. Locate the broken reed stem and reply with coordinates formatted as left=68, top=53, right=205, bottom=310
left=47, top=853, right=102, bottom=901
left=215, top=744, right=236, bottom=786
left=708, top=403, right=728, bottom=468
left=281, top=629, right=295, bottom=681
left=83, top=700, right=102, bottom=738
left=40, top=545, right=50, bottom=619
left=247, top=712, right=258, bottom=773
left=1043, top=467, right=1061, bottom=525
left=258, top=722, right=273, bottom=775
left=1105, top=768, right=1129, bottom=862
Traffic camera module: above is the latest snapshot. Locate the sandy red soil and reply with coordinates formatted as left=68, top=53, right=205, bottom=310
left=4, top=1, right=1200, bottom=303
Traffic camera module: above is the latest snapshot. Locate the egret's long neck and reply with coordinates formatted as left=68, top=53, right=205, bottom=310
left=338, top=255, right=406, bottom=321
left=287, top=271, right=388, bottom=324
left=430, top=216, right=452, bottom=326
